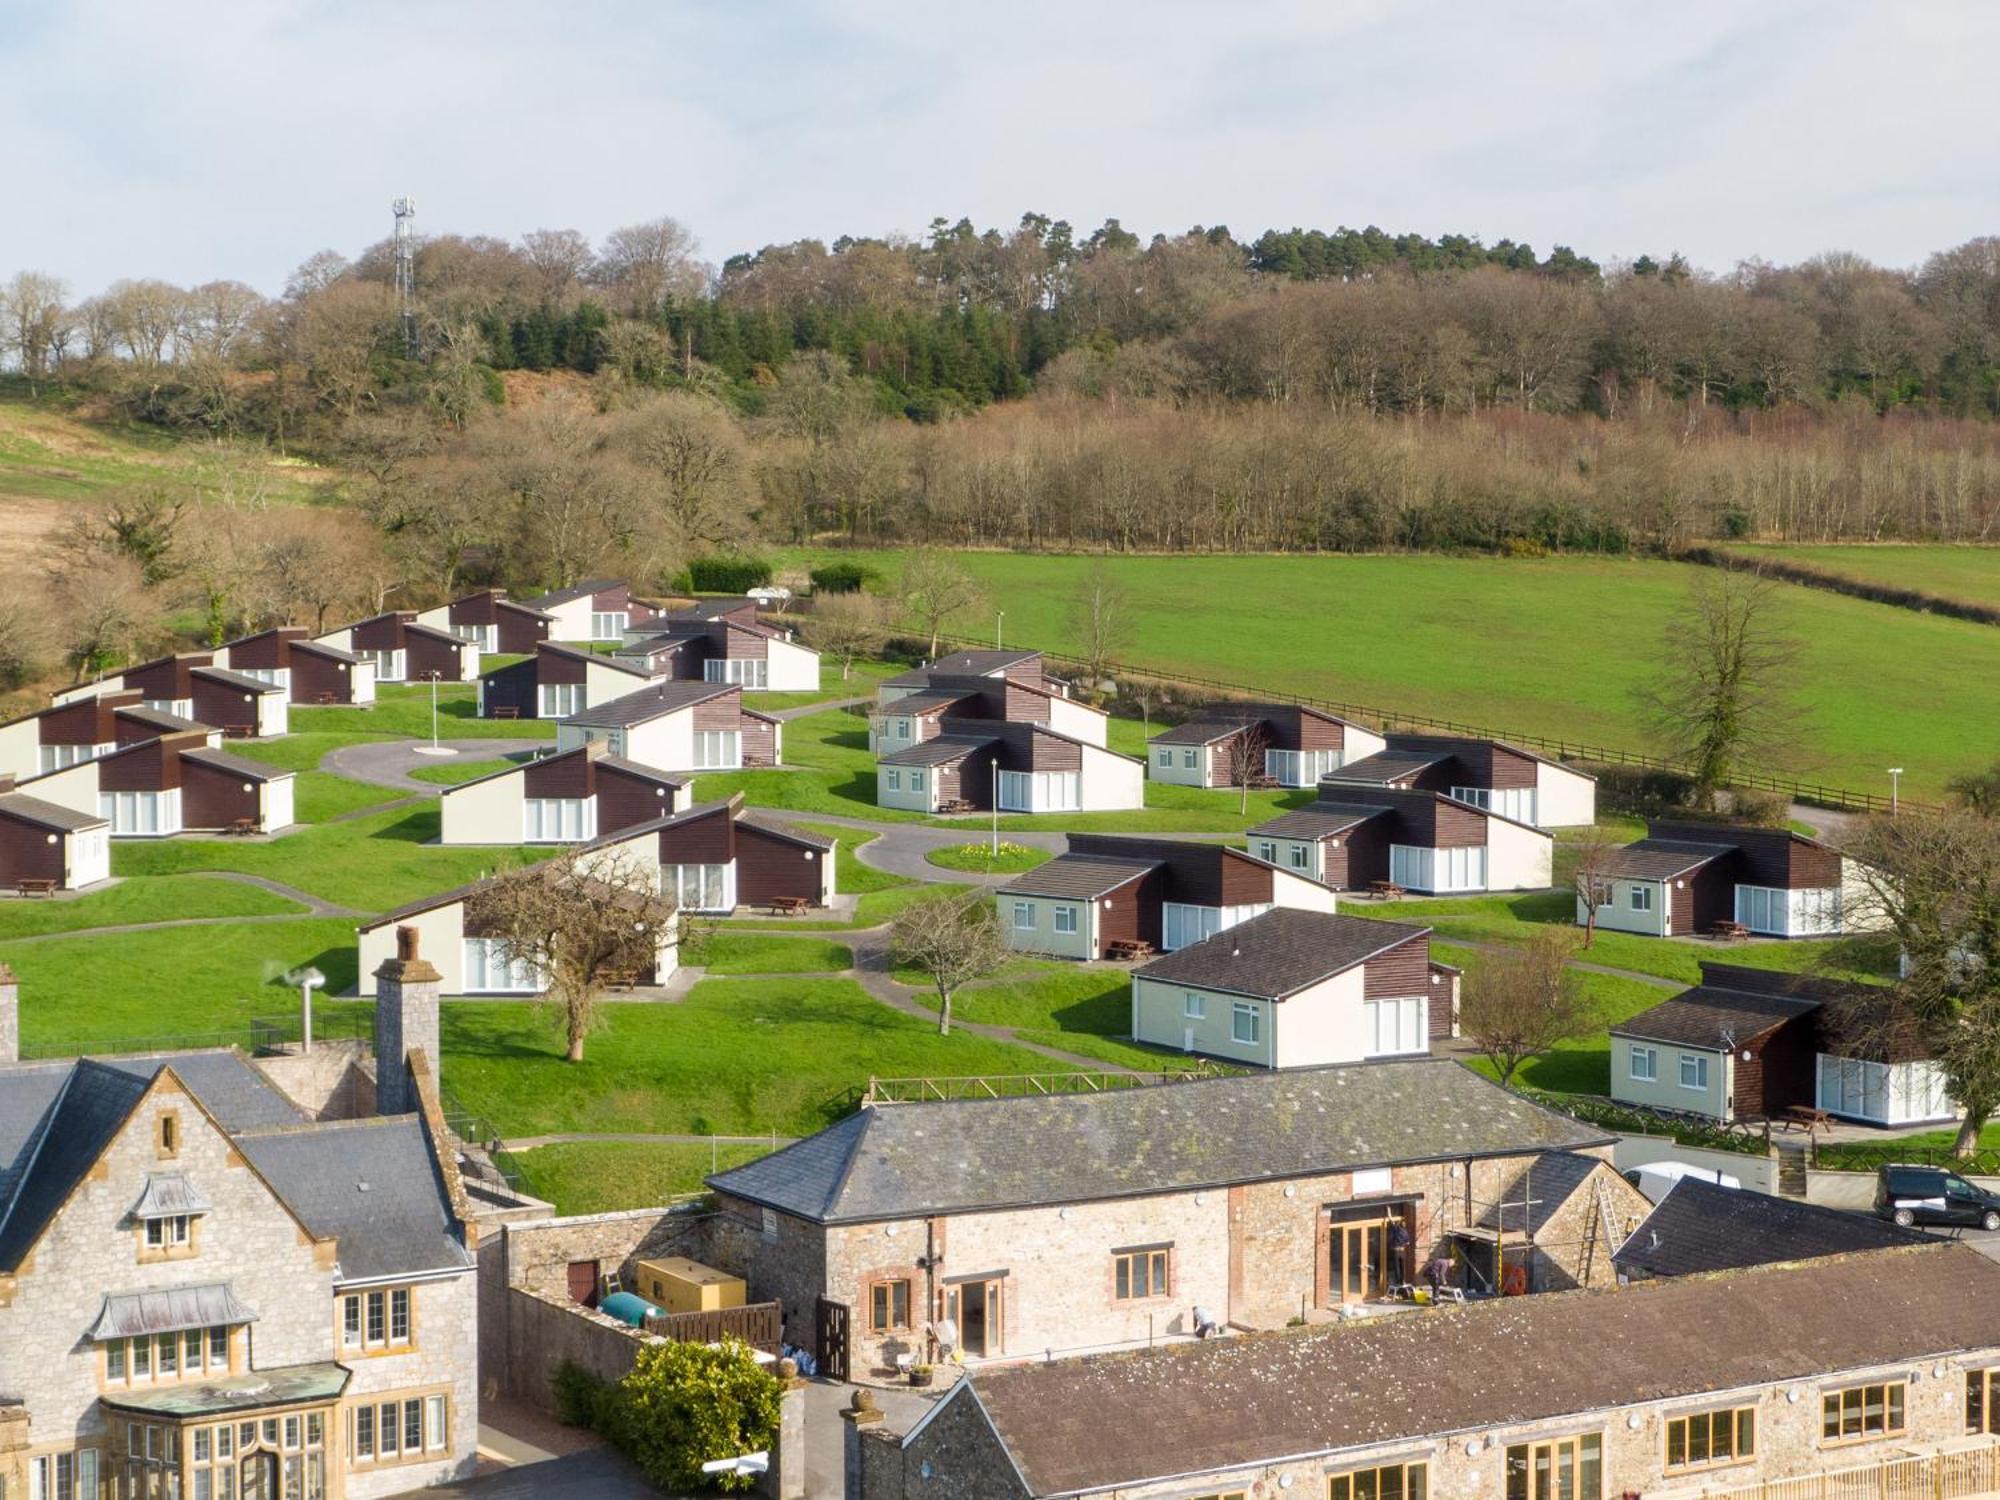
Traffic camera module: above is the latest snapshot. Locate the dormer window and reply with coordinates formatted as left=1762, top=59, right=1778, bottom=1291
left=145, top=1215, right=190, bottom=1250
left=132, top=1172, right=210, bottom=1262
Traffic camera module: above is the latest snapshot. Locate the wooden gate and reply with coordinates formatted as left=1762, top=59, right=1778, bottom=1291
left=815, top=1296, right=850, bottom=1381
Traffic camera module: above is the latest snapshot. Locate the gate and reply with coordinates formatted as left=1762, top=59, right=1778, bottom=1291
left=815, top=1296, right=850, bottom=1382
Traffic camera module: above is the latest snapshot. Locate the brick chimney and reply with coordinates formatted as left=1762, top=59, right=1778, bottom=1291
left=0, top=963, right=16, bottom=1064
left=373, top=926, right=440, bottom=1115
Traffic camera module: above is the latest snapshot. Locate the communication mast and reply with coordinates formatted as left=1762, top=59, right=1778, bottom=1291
left=391, top=197, right=419, bottom=357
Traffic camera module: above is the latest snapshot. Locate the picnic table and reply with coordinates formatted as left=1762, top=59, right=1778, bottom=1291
left=1368, top=880, right=1406, bottom=900
left=490, top=705, right=519, bottom=720
left=1782, top=1104, right=1836, bottom=1133
left=16, top=878, right=57, bottom=898
left=1106, top=939, right=1157, bottom=961
left=1711, top=919, right=1750, bottom=942
left=226, top=817, right=260, bottom=838
left=765, top=896, right=810, bottom=916
left=935, top=798, right=974, bottom=815
left=222, top=724, right=254, bottom=739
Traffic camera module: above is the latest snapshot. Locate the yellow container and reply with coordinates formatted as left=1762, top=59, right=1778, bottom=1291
left=634, top=1256, right=747, bottom=1315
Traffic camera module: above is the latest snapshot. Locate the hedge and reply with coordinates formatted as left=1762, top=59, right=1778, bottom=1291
left=688, top=556, right=774, bottom=593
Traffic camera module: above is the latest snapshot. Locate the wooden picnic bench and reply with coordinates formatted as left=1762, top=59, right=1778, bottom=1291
left=15, top=878, right=57, bottom=898
left=1106, top=939, right=1157, bottom=961
left=1782, top=1104, right=1836, bottom=1133
left=765, top=896, right=810, bottom=916
left=1711, top=919, right=1751, bottom=942
left=313, top=691, right=339, bottom=705
left=490, top=705, right=519, bottom=720
left=1368, top=880, right=1406, bottom=900
left=935, top=797, right=975, bottom=815
left=222, top=724, right=254, bottom=739
left=226, top=817, right=261, bottom=838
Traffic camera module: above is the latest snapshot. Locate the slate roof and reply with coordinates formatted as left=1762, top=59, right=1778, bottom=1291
left=88, top=1283, right=256, bottom=1339
left=236, top=1116, right=474, bottom=1282
left=183, top=747, right=291, bottom=781
left=883, top=650, right=1039, bottom=687
left=1602, top=838, right=1737, bottom=880
left=738, top=811, right=835, bottom=850
left=954, top=1243, right=1998, bottom=1497
left=560, top=680, right=735, bottom=728
left=879, top=689, right=978, bottom=718
left=292, top=639, right=360, bottom=664
left=1473, top=1150, right=1603, bottom=1235
left=132, top=1171, right=213, bottom=1219
left=708, top=1058, right=1612, bottom=1224
left=525, top=577, right=625, bottom=608
left=192, top=665, right=285, bottom=694
left=1611, top=984, right=1824, bottom=1050
left=1615, top=1177, right=1926, bottom=1279
left=1131, top=909, right=1429, bottom=1000
left=877, top=734, right=998, bottom=768
left=995, top=854, right=1161, bottom=901
left=1150, top=718, right=1256, bottom=746
left=116, top=706, right=207, bottom=733
left=0, top=791, right=108, bottom=831
left=0, top=1059, right=152, bottom=1269
left=1247, top=801, right=1391, bottom=840
left=1321, top=749, right=1452, bottom=784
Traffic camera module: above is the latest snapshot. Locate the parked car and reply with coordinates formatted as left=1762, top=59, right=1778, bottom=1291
left=1624, top=1161, right=1742, bottom=1204
left=1875, top=1163, right=2000, bottom=1231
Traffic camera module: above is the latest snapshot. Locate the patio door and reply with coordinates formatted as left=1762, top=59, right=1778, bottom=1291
left=1506, top=1435, right=1602, bottom=1500
left=942, top=1278, right=1004, bottom=1359
left=1328, top=1217, right=1392, bottom=1304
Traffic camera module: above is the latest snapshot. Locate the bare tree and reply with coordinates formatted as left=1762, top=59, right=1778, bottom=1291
left=596, top=216, right=706, bottom=317
left=898, top=550, right=985, bottom=657
left=471, top=850, right=679, bottom=1063
left=808, top=591, right=889, bottom=680
left=1946, top=761, right=2000, bottom=819
left=0, top=588, right=54, bottom=693
left=1064, top=560, right=1130, bottom=702
left=2, top=270, right=69, bottom=386
left=616, top=392, right=751, bottom=556
left=1570, top=826, right=1622, bottom=949
left=1460, top=929, right=1594, bottom=1086
left=1225, top=719, right=1271, bottom=815
left=1843, top=811, right=2000, bottom=1155
left=519, top=228, right=596, bottom=305
left=1639, top=569, right=1801, bottom=810
left=891, top=890, right=1005, bottom=1036
left=50, top=553, right=167, bottom=681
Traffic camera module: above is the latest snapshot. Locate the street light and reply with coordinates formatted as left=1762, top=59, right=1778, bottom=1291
left=1888, top=767, right=1904, bottom=815
left=991, top=757, right=1000, bottom=855
left=289, top=966, right=326, bottom=1053
left=411, top=670, right=458, bottom=758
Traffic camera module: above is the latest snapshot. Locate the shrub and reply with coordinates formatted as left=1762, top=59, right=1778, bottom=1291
left=688, top=556, right=774, bottom=593
left=617, top=1339, right=782, bottom=1494
left=1586, top=763, right=1696, bottom=819
left=551, top=1360, right=616, bottom=1431
left=809, top=561, right=878, bottom=595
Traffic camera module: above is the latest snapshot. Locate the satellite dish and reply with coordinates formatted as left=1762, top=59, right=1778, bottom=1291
left=933, top=1318, right=958, bottom=1352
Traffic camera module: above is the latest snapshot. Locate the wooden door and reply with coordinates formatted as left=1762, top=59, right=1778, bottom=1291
left=941, top=1280, right=1003, bottom=1359
left=815, top=1296, right=850, bottom=1381
left=566, top=1260, right=600, bottom=1307
left=1329, top=1220, right=1390, bottom=1304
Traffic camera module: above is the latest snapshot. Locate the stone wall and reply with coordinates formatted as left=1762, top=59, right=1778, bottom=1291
left=343, top=1269, right=482, bottom=1499
left=502, top=1204, right=717, bottom=1301
left=858, top=1388, right=1031, bottom=1500
left=708, top=1195, right=832, bottom=1357
left=505, top=1287, right=646, bottom=1411
left=254, top=1040, right=374, bottom=1120
left=1522, top=1164, right=1653, bottom=1292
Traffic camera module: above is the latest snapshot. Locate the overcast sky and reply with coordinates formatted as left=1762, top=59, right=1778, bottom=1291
left=5, top=0, right=1997, bottom=295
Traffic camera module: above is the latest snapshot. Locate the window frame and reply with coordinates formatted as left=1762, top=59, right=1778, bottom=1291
left=1629, top=1046, right=1659, bottom=1083
left=1052, top=905, right=1078, bottom=935
left=1111, top=1245, right=1171, bottom=1302
left=1329, top=1460, right=1428, bottom=1500
left=1629, top=885, right=1654, bottom=912
left=1679, top=1052, right=1711, bottom=1091
left=1184, top=992, right=1207, bottom=1020
left=1665, top=1405, right=1756, bottom=1472
left=1231, top=1001, right=1260, bottom=1046
left=1012, top=900, right=1036, bottom=931
left=867, top=1278, right=913, bottom=1334
left=1968, top=1368, right=1999, bottom=1435
left=1821, top=1381, right=1907, bottom=1445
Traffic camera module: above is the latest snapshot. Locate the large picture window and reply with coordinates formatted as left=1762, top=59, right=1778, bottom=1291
left=463, top=938, right=544, bottom=993
left=589, top=611, right=628, bottom=639
left=522, top=798, right=594, bottom=843
left=997, top=769, right=1080, bottom=812
left=1330, top=1461, right=1427, bottom=1500
left=1364, top=995, right=1428, bottom=1057
left=1161, top=902, right=1220, bottom=952
left=538, top=683, right=584, bottom=718
left=1389, top=843, right=1487, bottom=893
left=692, top=731, right=740, bottom=769
left=100, top=789, right=181, bottom=836
left=1505, top=1435, right=1601, bottom=1500
left=667, top=863, right=732, bottom=912
left=1265, top=748, right=1342, bottom=787
left=704, top=659, right=769, bottom=689
left=1666, top=1406, right=1755, bottom=1471
left=1822, top=1382, right=1906, bottom=1443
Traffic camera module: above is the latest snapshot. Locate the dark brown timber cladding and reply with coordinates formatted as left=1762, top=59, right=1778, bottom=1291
left=449, top=592, right=503, bottom=627
left=1024, top=732, right=1081, bottom=771
left=98, top=737, right=176, bottom=793
left=537, top=647, right=588, bottom=685
left=126, top=656, right=207, bottom=699
left=692, top=692, right=744, bottom=733
left=955, top=755, right=993, bottom=806
left=1340, top=818, right=1394, bottom=889
left=40, top=697, right=121, bottom=746
left=597, top=764, right=678, bottom=831
left=1219, top=850, right=1277, bottom=905
left=0, top=813, right=67, bottom=885
left=590, top=584, right=633, bottom=612
left=1362, top=934, right=1432, bottom=1001
left=1094, top=874, right=1148, bottom=956
left=1069, top=836, right=1225, bottom=906
left=1735, top=1018, right=1817, bottom=1119
left=226, top=629, right=302, bottom=671
left=480, top=658, right=538, bottom=718
left=350, top=615, right=407, bottom=650
left=523, top=749, right=591, bottom=798
left=735, top=824, right=825, bottom=905
left=1003, top=678, right=1053, bottom=722
left=112, top=712, right=167, bottom=747
left=720, top=624, right=764, bottom=661
left=1432, top=798, right=1488, bottom=848
left=1669, top=876, right=1695, bottom=936
left=495, top=604, right=549, bottom=653
left=658, top=806, right=735, bottom=866
left=190, top=677, right=259, bottom=734
left=406, top=631, right=467, bottom=681
left=1293, top=709, right=1346, bottom=753
left=1688, top=859, right=1742, bottom=932
left=741, top=715, right=777, bottom=765
left=180, top=757, right=262, bottom=829
left=289, top=649, right=355, bottom=703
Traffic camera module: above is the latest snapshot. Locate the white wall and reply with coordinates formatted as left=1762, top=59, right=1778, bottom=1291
left=876, top=765, right=940, bottom=813
left=1248, top=835, right=1324, bottom=883
left=540, top=597, right=595, bottom=641
left=1271, top=967, right=1371, bottom=1068
left=1147, top=741, right=1211, bottom=786
left=1611, top=1037, right=1731, bottom=1121
left=1343, top=723, right=1388, bottom=761
left=1079, top=745, right=1146, bottom=811
left=1535, top=763, right=1598, bottom=828
left=998, top=893, right=1096, bottom=959
left=0, top=718, right=42, bottom=781
left=256, top=694, right=289, bottom=736
left=357, top=903, right=467, bottom=997
left=1268, top=865, right=1340, bottom=913
left=20, top=760, right=101, bottom=818
left=764, top=636, right=821, bottom=692
left=349, top=660, right=377, bottom=705
left=624, top=711, right=697, bottom=772
left=1576, top=878, right=1669, bottom=937
left=572, top=825, right=663, bottom=891
left=1044, top=694, right=1107, bottom=747
left=1839, top=857, right=1889, bottom=934
left=439, top=769, right=527, bottom=845
left=67, top=826, right=110, bottom=888
left=314, top=626, right=355, bottom=652
left=1486, top=816, right=1554, bottom=890
left=584, top=660, right=650, bottom=706
left=1131, top=976, right=1278, bottom=1067
left=262, top=775, right=295, bottom=831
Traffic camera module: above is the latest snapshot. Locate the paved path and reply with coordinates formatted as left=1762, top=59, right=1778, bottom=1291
left=767, top=693, right=874, bottom=720
left=187, top=869, right=359, bottom=917
left=321, top=738, right=549, bottom=795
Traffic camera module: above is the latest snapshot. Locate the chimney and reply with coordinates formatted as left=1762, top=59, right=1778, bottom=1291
left=0, top=963, right=17, bottom=1064
left=373, top=926, right=440, bottom=1115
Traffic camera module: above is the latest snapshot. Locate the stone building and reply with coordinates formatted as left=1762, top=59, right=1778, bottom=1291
left=858, top=1243, right=2000, bottom=1500
left=705, top=1058, right=1648, bottom=1377
left=0, top=938, right=486, bottom=1500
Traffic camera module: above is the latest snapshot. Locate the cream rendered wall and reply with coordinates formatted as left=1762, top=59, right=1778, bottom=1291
left=1044, top=694, right=1107, bottom=746
left=869, top=713, right=925, bottom=753
left=1840, top=857, right=1888, bottom=933
left=47, top=681, right=110, bottom=707
left=1130, top=977, right=1276, bottom=1066
left=1486, top=817, right=1555, bottom=890
left=255, top=693, right=290, bottom=735
left=0, top=717, right=42, bottom=780
left=20, top=760, right=101, bottom=818
left=1268, top=866, right=1340, bottom=913
left=439, top=770, right=526, bottom=845
left=540, top=597, right=594, bottom=641
left=1271, top=967, right=1371, bottom=1069
left=1078, top=746, right=1145, bottom=810
left=413, top=604, right=452, bottom=631
left=1576, top=879, right=1669, bottom=937
left=358, top=904, right=467, bottom=998
left=583, top=660, right=650, bottom=707
left=1249, top=836, right=1325, bottom=882
left=1535, top=762, right=1598, bottom=827
left=1343, top=724, right=1388, bottom=760
left=1611, top=1036, right=1730, bottom=1120
left=623, top=712, right=697, bottom=772
left=314, top=626, right=355, bottom=652
left=876, top=767, right=939, bottom=813
left=999, top=894, right=1096, bottom=959
left=764, top=636, right=821, bottom=692
left=573, top=826, right=662, bottom=890
left=1147, top=743, right=1211, bottom=786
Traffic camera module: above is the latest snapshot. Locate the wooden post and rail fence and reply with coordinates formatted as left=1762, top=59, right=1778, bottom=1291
left=1679, top=1442, right=2000, bottom=1500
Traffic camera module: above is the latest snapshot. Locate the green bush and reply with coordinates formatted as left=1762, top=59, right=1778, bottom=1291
left=551, top=1360, right=615, bottom=1430
left=809, top=561, right=878, bottom=595
left=689, top=556, right=774, bottom=593
left=617, top=1339, right=782, bottom=1494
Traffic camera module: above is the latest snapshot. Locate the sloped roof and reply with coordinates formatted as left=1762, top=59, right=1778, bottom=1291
left=293, top=638, right=361, bottom=664
left=708, top=1058, right=1611, bottom=1224
left=737, top=811, right=835, bottom=851
left=0, top=1059, right=152, bottom=1269
left=995, top=853, right=1160, bottom=900
left=879, top=689, right=979, bottom=718
left=88, top=1283, right=256, bottom=1340
left=1473, top=1150, right=1604, bottom=1235
left=1322, top=748, right=1453, bottom=784
left=0, top=791, right=108, bottom=832
left=1150, top=718, right=1257, bottom=746
left=524, top=577, right=626, bottom=608
left=183, top=747, right=291, bottom=782
left=1132, top=909, right=1429, bottom=1000
left=955, top=1243, right=1999, bottom=1497
left=877, top=733, right=998, bottom=768
left=132, top=1170, right=213, bottom=1219
left=883, top=650, right=1040, bottom=687
left=191, top=665, right=285, bottom=695
left=1615, top=1176, right=1926, bottom=1279
left=1611, top=984, right=1825, bottom=1051
left=115, top=706, right=207, bottom=733
left=1602, top=838, right=1737, bottom=880
left=1247, top=801, right=1391, bottom=840
left=560, top=680, right=735, bottom=728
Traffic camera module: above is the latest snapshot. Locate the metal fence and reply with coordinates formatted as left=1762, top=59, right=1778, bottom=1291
left=1688, top=1442, right=2000, bottom=1500
left=1813, top=1140, right=2000, bottom=1177
left=1512, top=1085, right=1773, bottom=1157
left=20, top=1008, right=371, bottom=1062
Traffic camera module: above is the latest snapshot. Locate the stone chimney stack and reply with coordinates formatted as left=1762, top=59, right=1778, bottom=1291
left=373, top=926, right=440, bottom=1115
left=0, top=963, right=17, bottom=1064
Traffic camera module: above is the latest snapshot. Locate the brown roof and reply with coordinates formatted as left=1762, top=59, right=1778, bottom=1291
left=1247, top=800, right=1392, bottom=841
left=1132, top=909, right=1428, bottom=1000
left=958, top=1244, right=2000, bottom=1497
left=1150, top=718, right=1256, bottom=746
left=996, top=854, right=1160, bottom=900
left=1609, top=986, right=1820, bottom=1051
left=1602, top=837, right=1737, bottom=880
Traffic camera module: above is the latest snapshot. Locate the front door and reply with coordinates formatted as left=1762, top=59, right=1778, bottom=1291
left=943, top=1279, right=1004, bottom=1359
left=1330, top=1220, right=1390, bottom=1304
left=239, top=1451, right=278, bottom=1500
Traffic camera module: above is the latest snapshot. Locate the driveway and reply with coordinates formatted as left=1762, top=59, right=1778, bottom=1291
left=405, top=1449, right=658, bottom=1498
left=321, top=738, right=547, bottom=795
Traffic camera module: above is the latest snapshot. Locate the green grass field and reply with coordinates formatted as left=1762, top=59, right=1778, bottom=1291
left=1728, top=544, right=2000, bottom=610
left=0, top=876, right=303, bottom=941
left=688, top=932, right=855, bottom=974
left=925, top=841, right=1052, bottom=874
left=781, top=548, right=2000, bottom=798
left=507, top=1140, right=775, bottom=1215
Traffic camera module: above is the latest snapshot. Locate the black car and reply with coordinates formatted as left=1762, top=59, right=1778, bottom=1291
left=1875, top=1164, right=2000, bottom=1232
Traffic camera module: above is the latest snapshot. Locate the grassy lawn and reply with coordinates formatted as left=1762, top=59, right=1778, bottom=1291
left=1728, top=544, right=2000, bottom=610
left=506, top=1141, right=775, bottom=1215
left=291, top=683, right=558, bottom=743
left=687, top=932, right=854, bottom=973
left=777, top=549, right=2000, bottom=798
left=741, top=657, right=899, bottom=713
left=898, top=964, right=1219, bottom=1070
left=439, top=977, right=1072, bottom=1137
left=0, top=876, right=303, bottom=940
left=408, top=757, right=518, bottom=787
left=1435, top=940, right=1670, bottom=1096
left=218, top=735, right=411, bottom=823
left=926, top=841, right=1052, bottom=874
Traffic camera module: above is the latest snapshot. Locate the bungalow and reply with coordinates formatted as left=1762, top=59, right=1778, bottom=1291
left=870, top=668, right=1105, bottom=749
left=1613, top=1176, right=1925, bottom=1281
left=411, top=587, right=553, bottom=654
left=19, top=729, right=296, bottom=837
left=860, top=1242, right=2000, bottom=1500
left=1580, top=820, right=1878, bottom=940
left=519, top=579, right=660, bottom=642
left=217, top=628, right=377, bottom=706
left=1129, top=908, right=1457, bottom=1067
left=0, top=693, right=224, bottom=780
left=1609, top=963, right=1953, bottom=1128
left=995, top=832, right=1338, bottom=958
left=475, top=642, right=656, bottom=720
left=553, top=682, right=780, bottom=772
left=1324, top=732, right=1598, bottom=828
left=31, top=659, right=289, bottom=740
left=1248, top=787, right=1554, bottom=893
left=875, top=721, right=1141, bottom=816
left=614, top=608, right=822, bottom=692
left=0, top=789, right=111, bottom=891
left=704, top=1059, right=1623, bottom=1376
left=436, top=743, right=690, bottom=845
left=1147, top=702, right=1387, bottom=788
left=188, top=665, right=290, bottom=737
left=314, top=611, right=481, bottom=683
left=876, top=648, right=1045, bottom=704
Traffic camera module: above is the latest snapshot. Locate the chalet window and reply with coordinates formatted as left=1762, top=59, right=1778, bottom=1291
left=523, top=797, right=594, bottom=842
left=1390, top=843, right=1487, bottom=893
left=1012, top=901, right=1036, bottom=930
left=1053, top=905, right=1077, bottom=934
left=1162, top=903, right=1221, bottom=952
left=459, top=624, right=496, bottom=653
left=1184, top=993, right=1206, bottom=1019
left=666, top=863, right=732, bottom=912
left=909, top=771, right=925, bottom=792
left=1266, top=748, right=1342, bottom=787
left=868, top=1279, right=912, bottom=1332
left=1330, top=1460, right=1428, bottom=1500
left=704, top=659, right=770, bottom=689
left=998, top=769, right=1079, bottom=812
left=1968, top=1369, right=1999, bottom=1433
left=1823, top=1382, right=1906, bottom=1442
left=1629, top=1047, right=1658, bottom=1082
left=1156, top=750, right=1172, bottom=769
left=145, top=1215, right=191, bottom=1249
left=1364, top=996, right=1428, bottom=1057
left=894, top=719, right=910, bottom=739
left=692, top=730, right=740, bottom=769
left=885, top=769, right=902, bottom=791
left=391, top=1288, right=412, bottom=1343
left=1231, top=1002, right=1260, bottom=1045
left=1254, top=840, right=1278, bottom=862
left=538, top=683, right=584, bottom=718
left=40, top=742, right=106, bottom=772
left=1287, top=844, right=1310, bottom=870
left=1679, top=1054, right=1710, bottom=1091
left=100, top=789, right=181, bottom=836
left=1111, top=1245, right=1169, bottom=1300
left=590, top=611, right=628, bottom=639
left=1629, top=886, right=1653, bottom=912
left=1181, top=749, right=1198, bottom=769
left=1666, top=1406, right=1755, bottom=1470
left=1505, top=1436, right=1601, bottom=1500
left=359, top=649, right=406, bottom=682
left=463, top=938, right=544, bottom=994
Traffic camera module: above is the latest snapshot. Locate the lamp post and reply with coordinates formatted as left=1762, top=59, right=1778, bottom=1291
left=411, top=670, right=458, bottom=758
left=991, top=757, right=1000, bottom=856
left=995, top=611, right=1005, bottom=650
left=1888, top=767, right=1904, bottom=815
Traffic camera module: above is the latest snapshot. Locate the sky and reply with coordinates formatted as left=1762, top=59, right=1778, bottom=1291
left=4, top=0, right=1998, bottom=295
